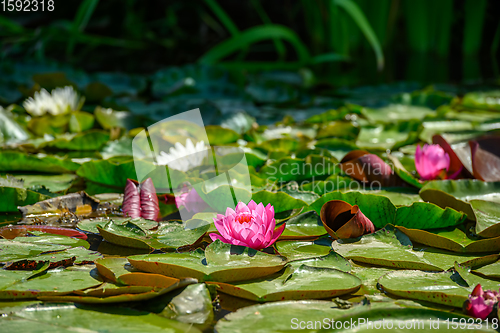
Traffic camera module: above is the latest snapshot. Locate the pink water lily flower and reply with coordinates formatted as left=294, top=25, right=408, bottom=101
left=209, top=200, right=285, bottom=250
left=463, top=284, right=499, bottom=320
left=415, top=144, right=450, bottom=180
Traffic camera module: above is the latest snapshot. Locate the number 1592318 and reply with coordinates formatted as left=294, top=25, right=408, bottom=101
left=2, top=0, right=54, bottom=11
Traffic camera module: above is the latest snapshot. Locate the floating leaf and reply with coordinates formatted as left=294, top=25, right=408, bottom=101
left=0, top=303, right=201, bottom=332
left=77, top=217, right=157, bottom=234
left=396, top=225, right=500, bottom=253
left=97, top=219, right=208, bottom=250
left=3, top=246, right=102, bottom=269
left=0, top=151, right=80, bottom=174
left=38, top=279, right=194, bottom=304
left=378, top=267, right=500, bottom=308
left=419, top=179, right=500, bottom=220
left=0, top=186, right=50, bottom=212
left=0, top=266, right=101, bottom=299
left=0, top=239, right=69, bottom=262
left=251, top=190, right=308, bottom=213
left=128, top=240, right=286, bottom=282
left=471, top=200, right=500, bottom=238
left=332, top=225, right=495, bottom=271
left=210, top=264, right=361, bottom=302
left=394, top=202, right=466, bottom=229
left=278, top=211, right=327, bottom=240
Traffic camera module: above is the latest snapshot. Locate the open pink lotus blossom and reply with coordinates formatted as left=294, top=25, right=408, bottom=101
left=415, top=144, right=450, bottom=180
left=463, top=284, right=499, bottom=319
left=175, top=188, right=209, bottom=213
left=122, top=178, right=159, bottom=221
left=209, top=200, right=285, bottom=250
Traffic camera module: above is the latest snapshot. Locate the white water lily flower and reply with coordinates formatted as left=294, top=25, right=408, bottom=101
left=23, top=86, right=83, bottom=117
left=156, top=138, right=208, bottom=172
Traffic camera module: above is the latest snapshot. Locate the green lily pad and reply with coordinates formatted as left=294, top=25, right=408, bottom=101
left=0, top=186, right=51, bottom=212
left=278, top=188, right=319, bottom=205
left=354, top=188, right=421, bottom=206
left=316, top=121, right=360, bottom=140
left=278, top=211, right=327, bottom=239
left=0, top=266, right=101, bottom=299
left=473, top=259, right=500, bottom=279
left=361, top=104, right=435, bottom=124
left=419, top=180, right=500, bottom=220
left=0, top=239, right=69, bottom=262
left=396, top=225, right=500, bottom=253
left=0, top=151, right=80, bottom=174
left=0, top=303, right=201, bottom=333
left=3, top=246, right=102, bottom=269
left=97, top=219, right=208, bottom=251
left=259, top=155, right=340, bottom=182
left=216, top=299, right=485, bottom=333
left=206, top=125, right=240, bottom=144
left=95, top=257, right=134, bottom=284
left=12, top=174, right=78, bottom=193
left=378, top=267, right=500, bottom=308
left=78, top=217, right=158, bottom=234
left=395, top=202, right=466, bottom=230
left=357, top=122, right=421, bottom=150
left=12, top=234, right=90, bottom=249
left=38, top=279, right=193, bottom=304
left=351, top=265, right=395, bottom=294
left=27, top=130, right=110, bottom=151
left=332, top=226, right=495, bottom=271
left=275, top=240, right=330, bottom=261
left=251, top=190, right=309, bottom=213
left=128, top=240, right=286, bottom=282
left=461, top=90, right=500, bottom=111
left=314, top=138, right=359, bottom=161
left=211, top=264, right=361, bottom=302
left=471, top=200, right=500, bottom=238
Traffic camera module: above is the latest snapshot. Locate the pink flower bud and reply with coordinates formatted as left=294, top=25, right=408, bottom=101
left=415, top=144, right=450, bottom=180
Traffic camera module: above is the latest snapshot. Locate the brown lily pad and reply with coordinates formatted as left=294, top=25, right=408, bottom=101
left=320, top=200, right=375, bottom=239
left=470, top=136, right=500, bottom=181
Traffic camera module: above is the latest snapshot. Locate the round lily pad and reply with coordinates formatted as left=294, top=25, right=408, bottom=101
left=211, top=264, right=361, bottom=302
left=128, top=240, right=286, bottom=283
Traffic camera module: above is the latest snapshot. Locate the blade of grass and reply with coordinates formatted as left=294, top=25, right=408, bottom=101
left=204, top=0, right=240, bottom=37
left=66, top=0, right=100, bottom=56
left=250, top=0, right=286, bottom=61
left=334, top=0, right=384, bottom=70
left=199, top=24, right=311, bottom=65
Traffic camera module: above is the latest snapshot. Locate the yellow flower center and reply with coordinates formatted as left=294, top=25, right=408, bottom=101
left=235, top=213, right=252, bottom=224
